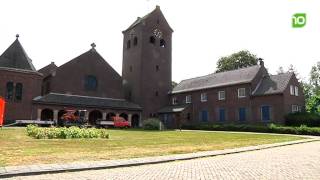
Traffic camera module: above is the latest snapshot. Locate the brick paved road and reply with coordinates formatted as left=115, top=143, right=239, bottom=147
left=8, top=141, right=320, bottom=180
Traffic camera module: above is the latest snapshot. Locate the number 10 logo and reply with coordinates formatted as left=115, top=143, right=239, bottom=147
left=292, top=13, right=306, bottom=28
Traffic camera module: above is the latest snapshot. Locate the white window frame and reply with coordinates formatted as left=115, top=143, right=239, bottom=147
left=290, top=85, right=294, bottom=95
left=295, top=86, right=299, bottom=96
left=186, top=95, right=192, bottom=104
left=238, top=88, right=246, bottom=98
left=200, top=93, right=207, bottom=102
left=172, top=97, right=177, bottom=105
left=292, top=105, right=299, bottom=113
left=218, top=91, right=225, bottom=100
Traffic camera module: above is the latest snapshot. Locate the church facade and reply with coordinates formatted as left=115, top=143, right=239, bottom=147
left=0, top=6, right=305, bottom=127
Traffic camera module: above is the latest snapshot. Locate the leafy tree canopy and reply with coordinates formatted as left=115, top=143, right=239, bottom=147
left=215, top=50, right=258, bottom=73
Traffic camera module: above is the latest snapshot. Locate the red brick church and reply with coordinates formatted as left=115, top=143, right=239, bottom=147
left=0, top=6, right=304, bottom=127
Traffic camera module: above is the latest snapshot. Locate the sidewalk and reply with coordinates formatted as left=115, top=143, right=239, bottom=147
left=0, top=138, right=318, bottom=178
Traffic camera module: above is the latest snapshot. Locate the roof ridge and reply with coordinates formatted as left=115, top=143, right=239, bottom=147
left=179, top=65, right=260, bottom=83
left=49, top=92, right=126, bottom=101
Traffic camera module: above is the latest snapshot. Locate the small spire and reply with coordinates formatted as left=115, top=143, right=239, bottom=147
left=91, top=43, right=96, bottom=49
left=16, top=34, right=19, bottom=39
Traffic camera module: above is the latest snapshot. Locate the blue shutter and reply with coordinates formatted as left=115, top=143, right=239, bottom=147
left=219, top=108, right=225, bottom=122
left=261, top=106, right=270, bottom=121
left=201, top=110, right=208, bottom=122
left=239, top=108, right=246, bottom=121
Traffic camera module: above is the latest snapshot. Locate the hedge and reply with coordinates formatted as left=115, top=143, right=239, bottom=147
left=26, top=125, right=109, bottom=139
left=142, top=118, right=163, bottom=130
left=182, top=123, right=320, bottom=136
left=285, top=112, right=320, bottom=127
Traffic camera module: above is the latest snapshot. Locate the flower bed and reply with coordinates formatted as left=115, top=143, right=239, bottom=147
left=26, top=125, right=109, bottom=139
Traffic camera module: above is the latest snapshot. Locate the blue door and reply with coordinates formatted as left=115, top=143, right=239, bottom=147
left=219, top=108, right=225, bottom=122
left=261, top=106, right=270, bottom=121
left=239, top=108, right=246, bottom=121
left=201, top=110, right=208, bottom=122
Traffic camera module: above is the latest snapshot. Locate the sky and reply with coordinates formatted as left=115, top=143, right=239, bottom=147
left=0, top=0, right=319, bottom=83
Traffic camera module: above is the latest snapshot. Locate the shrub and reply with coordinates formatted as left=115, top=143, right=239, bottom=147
left=182, top=123, right=320, bottom=136
left=26, top=125, right=109, bottom=139
left=285, top=112, right=320, bottom=127
left=142, top=118, right=163, bottom=130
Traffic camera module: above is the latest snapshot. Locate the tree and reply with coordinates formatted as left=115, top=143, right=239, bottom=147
left=215, top=50, right=258, bottom=73
left=310, top=62, right=320, bottom=95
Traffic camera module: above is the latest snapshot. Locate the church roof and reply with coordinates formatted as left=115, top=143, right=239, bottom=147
left=33, top=93, right=142, bottom=110
left=123, top=6, right=173, bottom=33
left=252, top=72, right=293, bottom=96
left=0, top=36, right=36, bottom=71
left=171, top=65, right=261, bottom=94
left=38, top=62, right=57, bottom=77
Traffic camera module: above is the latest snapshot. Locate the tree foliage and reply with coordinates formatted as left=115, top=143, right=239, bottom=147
left=304, top=62, right=320, bottom=113
left=215, top=50, right=258, bottom=73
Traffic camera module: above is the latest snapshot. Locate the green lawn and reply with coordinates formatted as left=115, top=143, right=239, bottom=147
left=0, top=127, right=305, bottom=167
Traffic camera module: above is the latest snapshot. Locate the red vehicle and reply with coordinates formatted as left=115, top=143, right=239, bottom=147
left=112, top=116, right=131, bottom=128
left=0, top=97, right=5, bottom=127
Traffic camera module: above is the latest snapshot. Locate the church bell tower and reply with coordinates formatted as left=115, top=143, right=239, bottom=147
left=122, top=6, right=173, bottom=121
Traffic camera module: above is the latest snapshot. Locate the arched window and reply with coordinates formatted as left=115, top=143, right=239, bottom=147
left=156, top=65, right=159, bottom=72
left=160, top=39, right=166, bottom=48
left=15, top=83, right=23, bottom=101
left=6, top=82, right=14, bottom=100
left=134, top=37, right=138, bottom=46
left=85, top=75, right=98, bottom=91
left=149, top=36, right=155, bottom=44
left=127, top=40, right=131, bottom=49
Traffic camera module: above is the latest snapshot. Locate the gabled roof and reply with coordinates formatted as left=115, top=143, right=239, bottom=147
left=171, top=65, right=261, bottom=94
left=56, top=47, right=122, bottom=79
left=38, top=62, right=57, bottom=77
left=252, top=72, right=293, bottom=96
left=123, top=6, right=173, bottom=33
left=33, top=93, right=142, bottom=110
left=0, top=37, right=36, bottom=71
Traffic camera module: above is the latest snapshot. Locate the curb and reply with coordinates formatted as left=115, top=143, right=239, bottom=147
left=0, top=138, right=318, bottom=178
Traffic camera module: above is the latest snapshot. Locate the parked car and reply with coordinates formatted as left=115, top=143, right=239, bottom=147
left=112, top=116, right=131, bottom=128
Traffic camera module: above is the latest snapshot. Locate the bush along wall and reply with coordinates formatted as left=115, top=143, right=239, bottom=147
left=285, top=112, right=320, bottom=127
left=182, top=123, right=320, bottom=136
left=26, top=125, right=109, bottom=139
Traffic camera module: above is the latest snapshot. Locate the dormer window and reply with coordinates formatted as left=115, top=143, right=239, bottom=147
left=160, top=39, right=166, bottom=48
left=149, top=36, right=155, bottom=44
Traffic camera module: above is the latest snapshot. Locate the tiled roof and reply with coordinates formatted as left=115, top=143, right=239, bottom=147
left=171, top=65, right=261, bottom=94
left=33, top=93, right=142, bottom=110
left=252, top=72, right=293, bottom=96
left=38, top=62, right=57, bottom=77
left=0, top=39, right=36, bottom=71
left=123, top=8, right=155, bottom=32
left=158, top=104, right=189, bottom=113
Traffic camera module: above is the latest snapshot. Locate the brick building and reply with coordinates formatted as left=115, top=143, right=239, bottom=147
left=158, top=60, right=304, bottom=128
left=0, top=6, right=305, bottom=127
